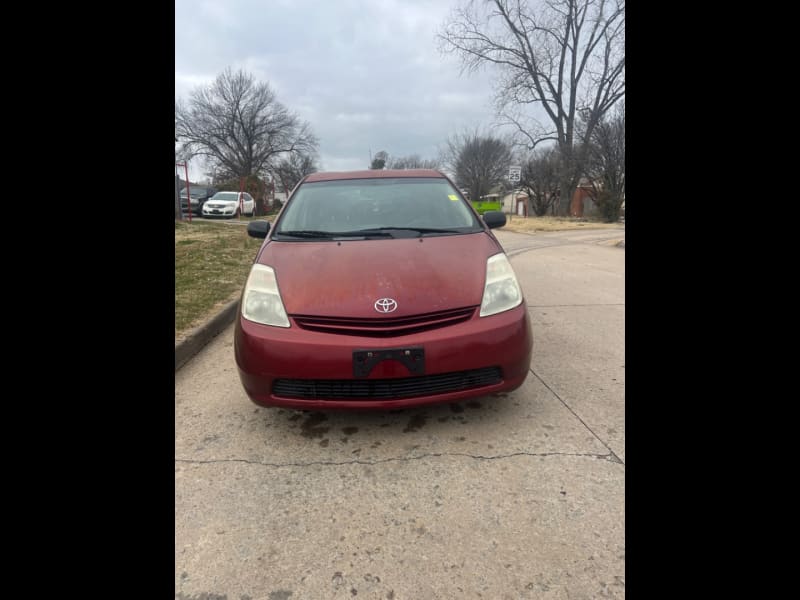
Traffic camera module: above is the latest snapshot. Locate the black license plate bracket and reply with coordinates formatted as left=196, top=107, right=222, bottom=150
left=353, top=347, right=425, bottom=377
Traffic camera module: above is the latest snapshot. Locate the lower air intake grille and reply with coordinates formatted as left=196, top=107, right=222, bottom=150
left=273, top=367, right=502, bottom=400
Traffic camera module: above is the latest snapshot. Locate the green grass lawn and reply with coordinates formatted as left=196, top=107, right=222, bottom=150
left=175, top=219, right=267, bottom=338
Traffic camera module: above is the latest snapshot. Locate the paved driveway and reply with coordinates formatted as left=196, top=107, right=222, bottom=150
left=176, top=227, right=625, bottom=599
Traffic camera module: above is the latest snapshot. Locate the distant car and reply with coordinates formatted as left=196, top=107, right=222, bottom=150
left=202, top=191, right=255, bottom=218
left=234, top=169, right=533, bottom=410
left=180, top=187, right=217, bottom=216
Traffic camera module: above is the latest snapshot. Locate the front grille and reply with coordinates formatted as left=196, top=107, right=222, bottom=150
left=272, top=367, right=502, bottom=400
left=292, top=306, right=476, bottom=337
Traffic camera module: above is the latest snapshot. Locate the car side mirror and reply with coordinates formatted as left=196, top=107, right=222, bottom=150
left=482, top=211, right=506, bottom=229
left=247, top=221, right=271, bottom=239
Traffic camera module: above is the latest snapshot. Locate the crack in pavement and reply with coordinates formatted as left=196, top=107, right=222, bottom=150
left=504, top=237, right=624, bottom=258
left=175, top=449, right=622, bottom=469
left=506, top=243, right=573, bottom=257
left=530, top=368, right=624, bottom=466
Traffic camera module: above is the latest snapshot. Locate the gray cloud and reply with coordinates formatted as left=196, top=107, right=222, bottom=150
left=176, top=0, right=501, bottom=178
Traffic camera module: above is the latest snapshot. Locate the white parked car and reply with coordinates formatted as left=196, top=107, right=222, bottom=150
left=202, top=191, right=256, bottom=218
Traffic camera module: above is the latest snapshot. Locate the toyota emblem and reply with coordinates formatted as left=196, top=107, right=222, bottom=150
left=374, top=298, right=398, bottom=313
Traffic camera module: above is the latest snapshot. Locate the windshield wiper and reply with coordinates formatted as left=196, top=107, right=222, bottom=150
left=275, top=227, right=466, bottom=240
left=275, top=230, right=337, bottom=238
left=352, top=227, right=464, bottom=236
left=275, top=229, right=393, bottom=239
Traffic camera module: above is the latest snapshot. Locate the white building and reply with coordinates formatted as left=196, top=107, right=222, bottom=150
left=500, top=189, right=530, bottom=216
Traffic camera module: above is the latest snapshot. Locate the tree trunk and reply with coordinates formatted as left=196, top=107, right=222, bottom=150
left=558, top=180, right=573, bottom=216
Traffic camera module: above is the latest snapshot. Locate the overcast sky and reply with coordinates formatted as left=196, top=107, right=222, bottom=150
left=175, top=0, right=501, bottom=183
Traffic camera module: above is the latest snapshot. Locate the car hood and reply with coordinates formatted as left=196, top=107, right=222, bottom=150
left=258, top=232, right=501, bottom=317
left=206, top=199, right=238, bottom=206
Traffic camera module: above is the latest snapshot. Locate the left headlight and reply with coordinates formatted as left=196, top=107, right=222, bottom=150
left=479, top=253, right=523, bottom=317
left=242, top=264, right=290, bottom=327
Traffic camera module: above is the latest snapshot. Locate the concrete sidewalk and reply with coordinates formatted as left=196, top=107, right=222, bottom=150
left=175, top=299, right=239, bottom=371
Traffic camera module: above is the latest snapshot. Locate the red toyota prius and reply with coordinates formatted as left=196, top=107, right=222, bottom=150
left=234, top=169, right=533, bottom=409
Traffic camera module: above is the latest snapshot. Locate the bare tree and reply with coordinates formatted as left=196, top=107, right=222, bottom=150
left=387, top=154, right=441, bottom=170
left=369, top=150, right=389, bottom=170
left=274, top=152, right=320, bottom=196
left=583, top=103, right=624, bottom=221
left=175, top=68, right=318, bottom=181
left=443, top=131, right=512, bottom=201
left=439, top=0, right=625, bottom=214
left=518, top=147, right=561, bottom=216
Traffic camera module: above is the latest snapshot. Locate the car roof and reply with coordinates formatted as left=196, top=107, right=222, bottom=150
left=303, top=169, right=445, bottom=183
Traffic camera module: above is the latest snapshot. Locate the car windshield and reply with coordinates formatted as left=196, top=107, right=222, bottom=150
left=274, top=178, right=482, bottom=239
left=211, top=192, right=240, bottom=201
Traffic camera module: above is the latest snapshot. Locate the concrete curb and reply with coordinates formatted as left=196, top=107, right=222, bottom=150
left=175, top=299, right=239, bottom=371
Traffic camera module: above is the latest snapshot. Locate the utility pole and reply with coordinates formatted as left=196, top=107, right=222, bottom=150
left=174, top=135, right=183, bottom=220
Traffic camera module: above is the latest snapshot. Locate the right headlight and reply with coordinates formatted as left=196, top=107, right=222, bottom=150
left=242, top=264, right=290, bottom=327
left=479, top=253, right=523, bottom=317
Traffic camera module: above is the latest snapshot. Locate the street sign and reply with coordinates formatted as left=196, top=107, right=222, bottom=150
left=508, top=166, right=521, bottom=183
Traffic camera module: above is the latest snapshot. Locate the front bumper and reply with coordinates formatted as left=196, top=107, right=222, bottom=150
left=203, top=206, right=237, bottom=217
left=234, top=303, right=533, bottom=409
